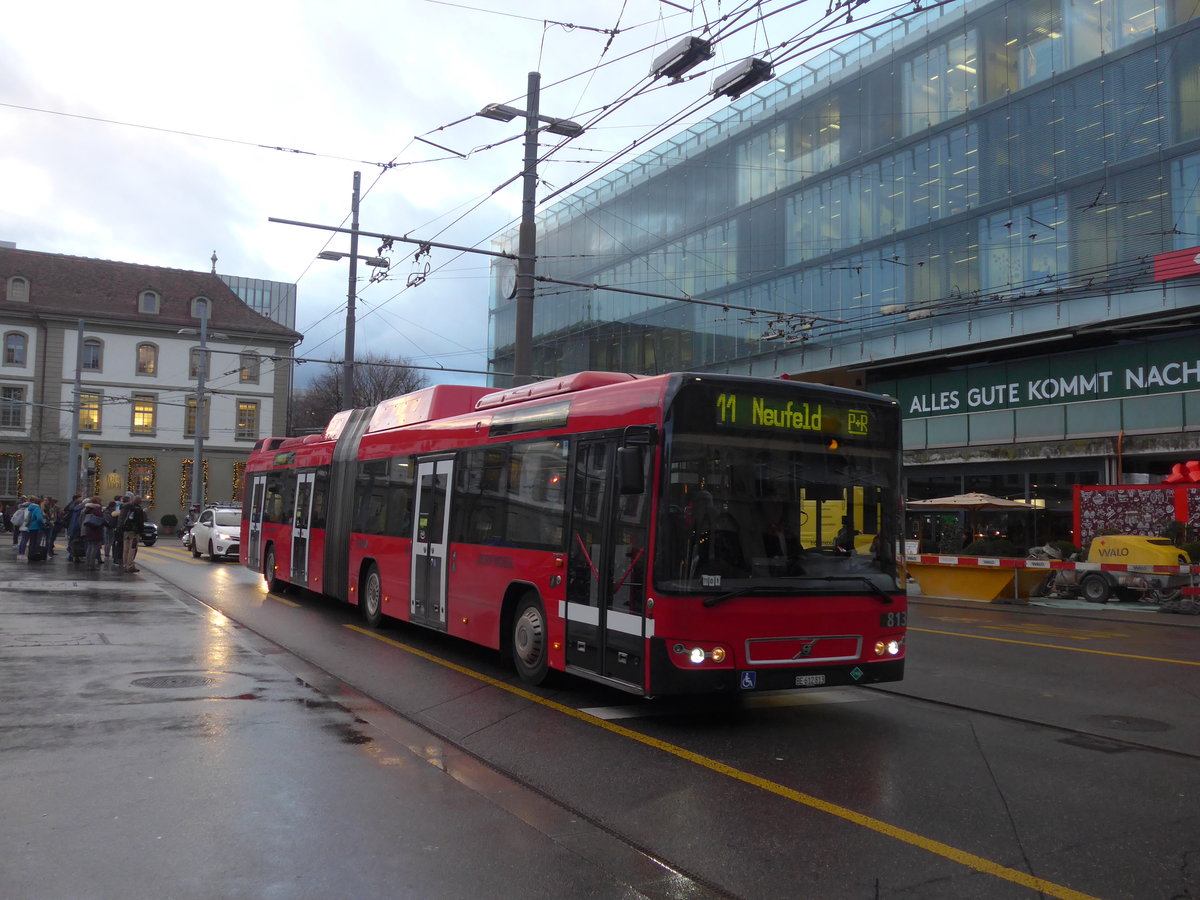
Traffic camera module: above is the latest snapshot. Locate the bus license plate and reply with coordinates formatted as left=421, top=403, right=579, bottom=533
left=795, top=674, right=826, bottom=687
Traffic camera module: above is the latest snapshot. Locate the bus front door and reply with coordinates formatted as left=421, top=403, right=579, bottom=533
left=246, top=475, right=266, bottom=569
left=411, top=458, right=452, bottom=629
left=291, top=471, right=315, bottom=585
left=565, top=440, right=649, bottom=689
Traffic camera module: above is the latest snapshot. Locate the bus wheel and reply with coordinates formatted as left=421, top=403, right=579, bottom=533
left=512, top=593, right=549, bottom=685
left=361, top=564, right=383, bottom=629
left=1081, top=574, right=1112, bottom=604
left=264, top=547, right=284, bottom=594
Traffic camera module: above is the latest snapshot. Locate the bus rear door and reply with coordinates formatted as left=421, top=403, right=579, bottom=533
left=246, top=475, right=266, bottom=569
left=566, top=439, right=650, bottom=690
left=411, top=457, right=452, bottom=629
left=291, top=470, right=315, bottom=585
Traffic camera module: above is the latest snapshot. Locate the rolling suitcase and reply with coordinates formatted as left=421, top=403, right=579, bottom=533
left=28, top=543, right=47, bottom=562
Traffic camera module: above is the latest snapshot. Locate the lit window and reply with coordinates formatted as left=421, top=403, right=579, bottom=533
left=7, top=276, right=29, bottom=302
left=82, top=338, right=103, bottom=371
left=4, top=332, right=27, bottom=366
left=184, top=397, right=208, bottom=438
left=136, top=343, right=158, bottom=376
left=236, top=400, right=259, bottom=439
left=139, top=290, right=160, bottom=314
left=189, top=348, right=207, bottom=379
left=238, top=353, right=260, bottom=383
left=0, top=385, right=25, bottom=429
left=79, top=393, right=102, bottom=432
left=131, top=395, right=156, bottom=435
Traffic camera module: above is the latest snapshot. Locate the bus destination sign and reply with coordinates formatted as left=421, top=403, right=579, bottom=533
left=715, top=392, right=870, bottom=437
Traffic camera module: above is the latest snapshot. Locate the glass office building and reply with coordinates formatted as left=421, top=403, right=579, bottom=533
left=491, top=0, right=1200, bottom=545
left=218, top=274, right=297, bottom=331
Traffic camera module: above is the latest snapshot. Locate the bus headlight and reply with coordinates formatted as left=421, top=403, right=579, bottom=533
left=671, top=642, right=732, bottom=667
left=874, top=638, right=904, bottom=657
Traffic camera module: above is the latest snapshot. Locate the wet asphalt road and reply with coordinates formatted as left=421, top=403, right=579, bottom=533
left=7, top=538, right=1199, bottom=899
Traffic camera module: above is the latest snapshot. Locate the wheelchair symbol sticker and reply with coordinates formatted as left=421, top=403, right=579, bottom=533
left=740, top=671, right=757, bottom=690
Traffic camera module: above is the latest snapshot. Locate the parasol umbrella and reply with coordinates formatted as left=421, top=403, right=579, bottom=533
left=906, top=492, right=1033, bottom=510
left=906, top=493, right=1033, bottom=547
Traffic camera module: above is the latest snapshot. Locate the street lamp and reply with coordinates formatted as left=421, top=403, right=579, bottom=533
left=318, top=250, right=389, bottom=267
left=478, top=72, right=583, bottom=385
left=178, top=310, right=228, bottom=512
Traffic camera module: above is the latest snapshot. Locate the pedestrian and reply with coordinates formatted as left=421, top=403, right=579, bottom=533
left=62, top=493, right=84, bottom=562
left=43, top=497, right=60, bottom=557
left=102, top=499, right=119, bottom=564
left=21, top=497, right=46, bottom=559
left=81, top=496, right=106, bottom=569
left=121, top=494, right=146, bottom=573
left=10, top=497, right=28, bottom=548
left=1, top=501, right=11, bottom=533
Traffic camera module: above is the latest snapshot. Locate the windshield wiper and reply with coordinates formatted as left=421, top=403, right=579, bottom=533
left=701, top=576, right=896, bottom=608
left=809, top=575, right=895, bottom=605
left=702, top=585, right=796, bottom=608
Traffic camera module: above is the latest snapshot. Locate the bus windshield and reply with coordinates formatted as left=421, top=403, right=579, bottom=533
left=654, top=384, right=901, bottom=595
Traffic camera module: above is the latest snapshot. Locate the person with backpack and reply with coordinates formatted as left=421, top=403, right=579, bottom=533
left=10, top=498, right=27, bottom=548
left=121, top=494, right=146, bottom=573
left=22, top=497, right=46, bottom=560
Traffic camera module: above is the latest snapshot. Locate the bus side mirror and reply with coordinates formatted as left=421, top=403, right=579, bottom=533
left=617, top=446, right=645, bottom=495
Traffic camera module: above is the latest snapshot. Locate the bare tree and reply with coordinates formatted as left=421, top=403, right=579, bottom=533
left=290, top=353, right=429, bottom=434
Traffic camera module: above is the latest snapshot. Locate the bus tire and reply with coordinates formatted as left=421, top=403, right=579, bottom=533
left=1081, top=574, right=1112, bottom=604
left=512, top=593, right=549, bottom=685
left=264, top=546, right=285, bottom=594
left=361, top=564, right=384, bottom=629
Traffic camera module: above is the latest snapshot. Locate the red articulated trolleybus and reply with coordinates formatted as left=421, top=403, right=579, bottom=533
left=241, top=371, right=906, bottom=696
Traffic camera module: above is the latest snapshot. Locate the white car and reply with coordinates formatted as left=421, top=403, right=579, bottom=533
left=190, top=507, right=243, bottom=561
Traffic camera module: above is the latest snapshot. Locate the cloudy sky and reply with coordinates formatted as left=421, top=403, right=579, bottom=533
left=1, top=0, right=895, bottom=387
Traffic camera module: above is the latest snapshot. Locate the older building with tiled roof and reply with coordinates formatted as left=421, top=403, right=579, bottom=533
left=0, top=245, right=301, bottom=522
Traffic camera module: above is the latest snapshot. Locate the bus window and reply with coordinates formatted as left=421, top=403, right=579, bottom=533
left=452, top=441, right=567, bottom=550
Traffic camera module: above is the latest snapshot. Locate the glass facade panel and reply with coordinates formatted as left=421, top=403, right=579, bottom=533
left=1015, top=404, right=1066, bottom=440
left=1065, top=399, right=1121, bottom=436
left=926, top=415, right=969, bottom=446
left=968, top=410, right=1014, bottom=444
left=1173, top=153, right=1200, bottom=247
left=902, top=29, right=979, bottom=135
left=1122, top=393, right=1183, bottom=431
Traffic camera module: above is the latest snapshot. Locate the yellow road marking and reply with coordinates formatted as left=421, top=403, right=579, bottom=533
left=269, top=593, right=301, bottom=607
left=344, top=624, right=1098, bottom=900
left=927, top=616, right=1127, bottom=641
left=913, top=627, right=1200, bottom=666
left=979, top=623, right=1126, bottom=641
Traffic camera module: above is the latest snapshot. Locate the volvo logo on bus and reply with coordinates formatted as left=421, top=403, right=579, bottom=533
left=794, top=639, right=819, bottom=659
